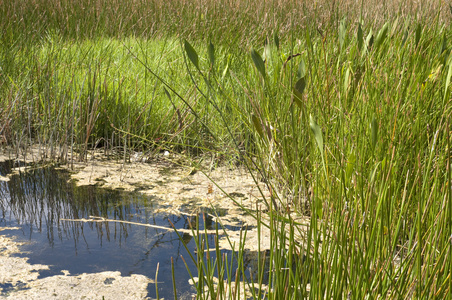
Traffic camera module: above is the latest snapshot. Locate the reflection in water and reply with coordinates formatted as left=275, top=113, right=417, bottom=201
left=0, top=160, right=262, bottom=298
left=0, top=161, right=179, bottom=249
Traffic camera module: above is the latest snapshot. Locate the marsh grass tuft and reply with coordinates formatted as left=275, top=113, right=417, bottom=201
left=1, top=0, right=452, bottom=298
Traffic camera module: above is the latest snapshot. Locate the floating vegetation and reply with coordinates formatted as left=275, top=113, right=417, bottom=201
left=1, top=0, right=452, bottom=298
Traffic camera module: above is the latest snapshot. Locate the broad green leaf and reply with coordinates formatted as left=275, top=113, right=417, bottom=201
left=415, top=23, right=422, bottom=47
left=297, top=58, right=306, bottom=79
left=366, top=30, right=374, bottom=51
left=346, top=152, right=356, bottom=182
left=251, top=48, right=266, bottom=78
left=294, top=77, right=306, bottom=94
left=184, top=40, right=199, bottom=69
left=316, top=197, right=323, bottom=218
left=293, top=77, right=306, bottom=108
left=357, top=23, right=363, bottom=52
left=263, top=43, right=272, bottom=62
left=274, top=33, right=280, bottom=49
left=208, top=41, right=215, bottom=67
left=401, top=29, right=409, bottom=47
left=252, top=114, right=264, bottom=138
left=375, top=22, right=388, bottom=49
left=309, top=114, right=323, bottom=155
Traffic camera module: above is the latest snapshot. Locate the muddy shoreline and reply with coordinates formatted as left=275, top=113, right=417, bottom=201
left=0, top=228, right=151, bottom=299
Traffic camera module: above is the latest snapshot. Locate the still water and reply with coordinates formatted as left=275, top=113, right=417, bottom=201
left=0, top=160, right=243, bottom=299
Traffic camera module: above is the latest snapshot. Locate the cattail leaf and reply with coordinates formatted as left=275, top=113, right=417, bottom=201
left=251, top=48, right=266, bottom=78
left=252, top=114, right=264, bottom=138
left=208, top=41, right=215, bottom=67
left=357, top=23, right=364, bottom=52
left=184, top=40, right=199, bottom=69
left=309, top=114, right=323, bottom=155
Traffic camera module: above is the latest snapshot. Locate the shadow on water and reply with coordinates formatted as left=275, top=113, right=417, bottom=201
left=0, top=160, right=266, bottom=299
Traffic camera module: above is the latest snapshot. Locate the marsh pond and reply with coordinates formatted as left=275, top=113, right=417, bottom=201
left=0, top=152, right=276, bottom=299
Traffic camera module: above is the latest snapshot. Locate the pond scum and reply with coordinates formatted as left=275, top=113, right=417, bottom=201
left=1, top=0, right=452, bottom=298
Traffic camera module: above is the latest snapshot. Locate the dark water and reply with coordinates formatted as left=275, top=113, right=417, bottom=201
left=0, top=160, right=252, bottom=299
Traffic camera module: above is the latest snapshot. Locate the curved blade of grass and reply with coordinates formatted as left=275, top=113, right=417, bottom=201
left=155, top=263, right=160, bottom=300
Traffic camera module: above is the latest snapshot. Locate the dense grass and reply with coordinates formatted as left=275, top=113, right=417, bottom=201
left=1, top=0, right=452, bottom=298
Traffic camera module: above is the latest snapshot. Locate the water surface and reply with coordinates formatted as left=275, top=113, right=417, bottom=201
left=0, top=160, right=243, bottom=298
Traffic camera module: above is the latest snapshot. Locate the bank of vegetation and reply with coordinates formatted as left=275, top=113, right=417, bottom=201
left=1, top=0, right=452, bottom=298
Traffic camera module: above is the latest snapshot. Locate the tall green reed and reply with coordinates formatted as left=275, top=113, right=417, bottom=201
left=169, top=12, right=452, bottom=298
left=1, top=0, right=452, bottom=298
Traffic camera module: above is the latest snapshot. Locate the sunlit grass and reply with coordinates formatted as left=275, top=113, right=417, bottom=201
left=1, top=0, right=452, bottom=299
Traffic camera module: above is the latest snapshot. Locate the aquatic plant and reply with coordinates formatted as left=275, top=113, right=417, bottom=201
left=1, top=0, right=452, bottom=298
